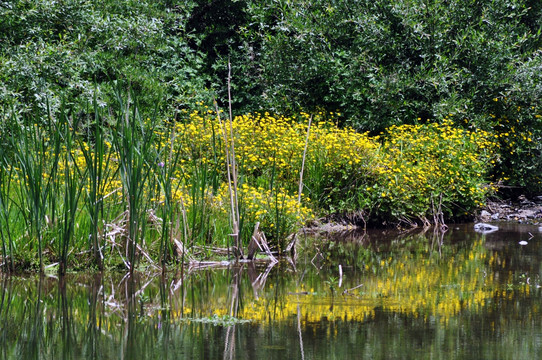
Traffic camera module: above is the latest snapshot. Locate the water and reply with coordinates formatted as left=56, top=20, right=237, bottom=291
left=1, top=223, right=542, bottom=359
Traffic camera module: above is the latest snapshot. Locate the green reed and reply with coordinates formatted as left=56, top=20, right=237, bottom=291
left=112, top=93, right=157, bottom=274
left=0, top=155, right=14, bottom=272
left=1, top=89, right=315, bottom=272
left=154, top=123, right=184, bottom=267
left=79, top=100, right=116, bottom=270
left=0, top=117, right=11, bottom=271
left=13, top=116, right=60, bottom=272
left=54, top=109, right=84, bottom=275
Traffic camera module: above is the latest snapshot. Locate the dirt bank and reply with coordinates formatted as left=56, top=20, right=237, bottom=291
left=478, top=195, right=542, bottom=225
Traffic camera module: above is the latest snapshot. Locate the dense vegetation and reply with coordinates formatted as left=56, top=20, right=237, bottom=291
left=2, top=0, right=541, bottom=190
left=0, top=0, right=540, bottom=271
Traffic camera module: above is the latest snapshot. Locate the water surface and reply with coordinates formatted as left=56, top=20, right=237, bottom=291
left=1, top=223, right=542, bottom=359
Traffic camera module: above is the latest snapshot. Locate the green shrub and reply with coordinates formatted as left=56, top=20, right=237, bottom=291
left=373, top=120, right=498, bottom=222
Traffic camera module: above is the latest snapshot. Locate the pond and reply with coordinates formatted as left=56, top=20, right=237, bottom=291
left=1, top=222, right=542, bottom=359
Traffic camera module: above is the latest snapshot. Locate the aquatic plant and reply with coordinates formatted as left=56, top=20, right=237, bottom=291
left=12, top=119, right=57, bottom=272
left=79, top=102, right=117, bottom=270
left=53, top=108, right=84, bottom=275
left=185, top=314, right=251, bottom=326
left=0, top=151, right=15, bottom=272
left=111, top=93, right=158, bottom=274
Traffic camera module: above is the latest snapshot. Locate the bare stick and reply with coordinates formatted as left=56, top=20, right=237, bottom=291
left=214, top=99, right=240, bottom=259
left=227, top=59, right=241, bottom=258
left=176, top=187, right=189, bottom=246
left=168, top=123, right=177, bottom=248
left=247, top=222, right=262, bottom=260
left=298, top=115, right=313, bottom=205
left=342, top=283, right=363, bottom=295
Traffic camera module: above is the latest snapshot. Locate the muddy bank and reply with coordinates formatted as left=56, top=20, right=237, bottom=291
left=478, top=195, right=542, bottom=225
left=305, top=195, right=542, bottom=235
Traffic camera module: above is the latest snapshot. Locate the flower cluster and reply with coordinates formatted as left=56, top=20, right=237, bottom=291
left=214, top=183, right=313, bottom=239
left=371, top=120, right=499, bottom=219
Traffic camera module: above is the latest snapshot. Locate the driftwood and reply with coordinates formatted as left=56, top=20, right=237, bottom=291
left=284, top=233, right=297, bottom=260
left=247, top=222, right=262, bottom=260
left=166, top=221, right=300, bottom=268
left=246, top=222, right=277, bottom=262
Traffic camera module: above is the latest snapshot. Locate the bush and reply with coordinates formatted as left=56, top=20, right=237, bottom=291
left=174, top=108, right=497, bottom=225
left=0, top=0, right=209, bottom=118
left=217, top=2, right=521, bottom=126
left=372, top=120, right=498, bottom=223
left=211, top=0, right=542, bottom=193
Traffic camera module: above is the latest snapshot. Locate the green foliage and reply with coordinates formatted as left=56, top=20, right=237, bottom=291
left=214, top=0, right=542, bottom=192
left=0, top=0, right=209, bottom=118
left=487, top=54, right=542, bottom=195
left=2, top=0, right=542, bottom=193
left=372, top=120, right=498, bottom=222
left=232, top=0, right=542, bottom=129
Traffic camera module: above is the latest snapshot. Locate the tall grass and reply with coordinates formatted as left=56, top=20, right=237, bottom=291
left=154, top=122, right=182, bottom=268
left=0, top=76, right=321, bottom=273
left=53, top=108, right=84, bottom=275
left=0, top=92, right=251, bottom=272
left=0, top=153, right=14, bottom=272
left=13, top=118, right=57, bottom=272
left=112, top=92, right=158, bottom=274
left=79, top=100, right=115, bottom=271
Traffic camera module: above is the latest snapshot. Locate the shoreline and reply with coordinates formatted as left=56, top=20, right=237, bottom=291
left=478, top=196, right=542, bottom=225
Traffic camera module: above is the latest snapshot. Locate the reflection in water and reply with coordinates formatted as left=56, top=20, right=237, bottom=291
left=1, top=223, right=542, bottom=359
